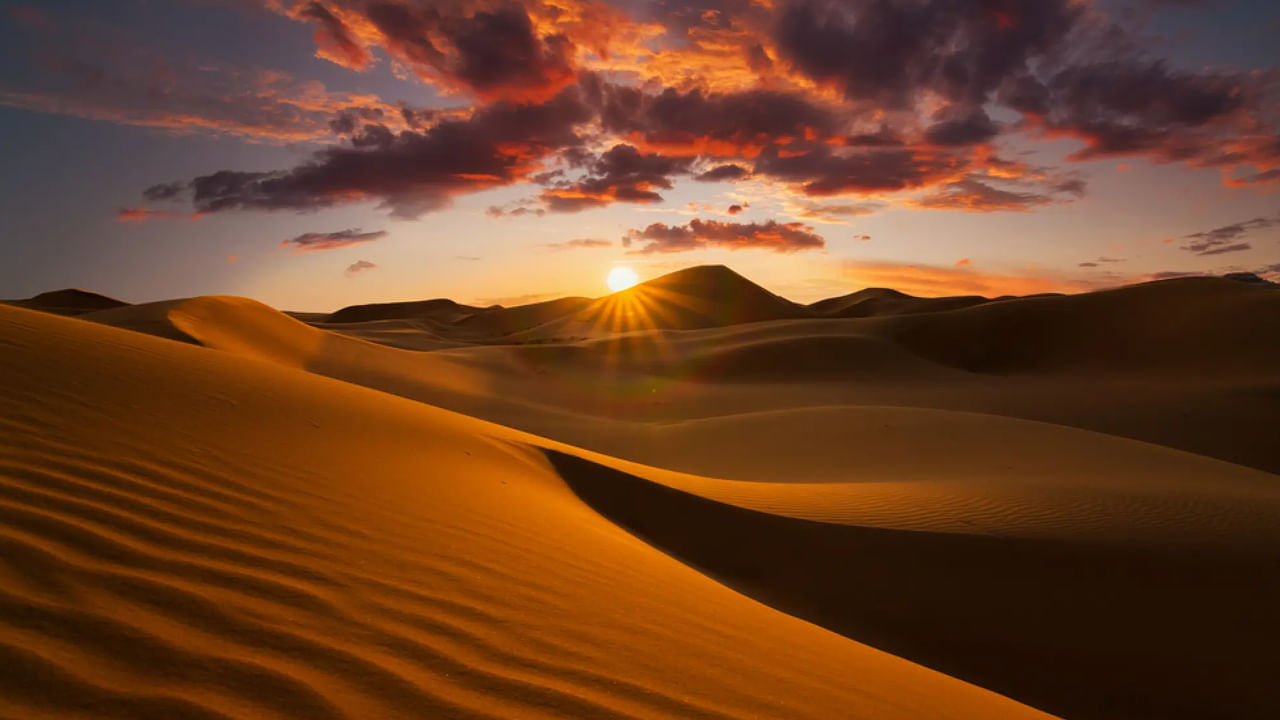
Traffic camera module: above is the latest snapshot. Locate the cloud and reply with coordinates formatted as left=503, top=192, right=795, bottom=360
left=1180, top=215, right=1279, bottom=255
left=623, top=218, right=825, bottom=254
left=298, top=2, right=373, bottom=70
left=696, top=164, right=751, bottom=182
left=914, top=178, right=1067, bottom=212
left=1078, top=257, right=1124, bottom=268
left=777, top=0, right=1084, bottom=108
left=923, top=109, right=1001, bottom=147
left=345, top=259, right=377, bottom=275
left=594, top=81, right=840, bottom=157
left=362, top=2, right=576, bottom=102
left=115, top=0, right=1279, bottom=222
left=773, top=0, right=1279, bottom=184
left=540, top=143, right=692, bottom=212
left=160, top=85, right=594, bottom=218
left=727, top=204, right=745, bottom=215
left=115, top=207, right=198, bottom=222
left=787, top=200, right=882, bottom=224
left=841, top=260, right=1094, bottom=298
left=754, top=145, right=965, bottom=196
left=0, top=19, right=402, bottom=144
left=283, top=229, right=387, bottom=253
left=955, top=258, right=972, bottom=267
left=543, top=238, right=612, bottom=250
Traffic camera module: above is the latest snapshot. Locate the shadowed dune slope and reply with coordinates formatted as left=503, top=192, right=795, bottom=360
left=456, top=297, right=594, bottom=338
left=546, top=449, right=1280, bottom=720
left=867, top=276, right=1280, bottom=375
left=809, top=288, right=991, bottom=317
left=0, top=304, right=1053, bottom=720
left=7, top=289, right=129, bottom=316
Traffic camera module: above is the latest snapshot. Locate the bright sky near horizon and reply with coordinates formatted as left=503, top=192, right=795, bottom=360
left=1, top=0, right=1278, bottom=311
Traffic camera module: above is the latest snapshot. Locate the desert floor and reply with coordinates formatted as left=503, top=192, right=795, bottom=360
left=3, top=266, right=1278, bottom=719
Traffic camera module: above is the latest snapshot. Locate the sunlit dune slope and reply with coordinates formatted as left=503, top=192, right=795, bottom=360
left=5, top=289, right=129, bottom=316
left=0, top=304, right=1052, bottom=720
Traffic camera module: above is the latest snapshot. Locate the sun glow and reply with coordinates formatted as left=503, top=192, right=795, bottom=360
left=606, top=266, right=639, bottom=292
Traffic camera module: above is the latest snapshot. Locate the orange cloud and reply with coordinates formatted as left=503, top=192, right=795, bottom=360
left=842, top=260, right=1095, bottom=298
left=116, top=208, right=200, bottom=223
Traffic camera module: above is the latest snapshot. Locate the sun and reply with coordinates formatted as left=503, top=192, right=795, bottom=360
left=606, top=265, right=639, bottom=292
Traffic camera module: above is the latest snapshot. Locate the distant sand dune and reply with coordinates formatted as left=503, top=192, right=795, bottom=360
left=7, top=288, right=129, bottom=316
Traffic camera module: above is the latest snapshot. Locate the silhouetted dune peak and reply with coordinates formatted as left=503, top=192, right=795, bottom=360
left=10, top=288, right=129, bottom=315
left=325, top=298, right=483, bottom=324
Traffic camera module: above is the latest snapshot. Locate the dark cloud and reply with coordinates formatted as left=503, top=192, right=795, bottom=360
left=1030, top=59, right=1252, bottom=160
left=754, top=145, right=963, bottom=196
left=924, top=108, right=1001, bottom=147
left=142, top=182, right=186, bottom=202
left=164, top=86, right=594, bottom=218
left=775, top=0, right=1082, bottom=108
left=591, top=80, right=841, bottom=156
left=329, top=106, right=386, bottom=135
left=541, top=144, right=693, bottom=212
left=1181, top=215, right=1278, bottom=255
left=283, top=229, right=388, bottom=253
left=774, top=0, right=1278, bottom=181
left=696, top=164, right=750, bottom=182
left=364, top=2, right=575, bottom=101
left=727, top=203, right=745, bottom=215
left=345, top=259, right=378, bottom=275
left=623, top=218, right=825, bottom=254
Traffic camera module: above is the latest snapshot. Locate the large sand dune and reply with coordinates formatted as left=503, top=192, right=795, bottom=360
left=0, top=304, right=1049, bottom=720
left=3, top=266, right=1279, bottom=718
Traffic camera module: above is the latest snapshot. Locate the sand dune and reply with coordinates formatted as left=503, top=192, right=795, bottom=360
left=809, top=287, right=992, bottom=317
left=6, top=288, right=129, bottom=316
left=547, top=449, right=1280, bottom=720
left=523, top=266, right=812, bottom=338
left=325, top=297, right=485, bottom=324
left=69, top=273, right=1280, bottom=474
left=4, top=267, right=1279, bottom=719
left=0, top=304, right=1050, bottom=720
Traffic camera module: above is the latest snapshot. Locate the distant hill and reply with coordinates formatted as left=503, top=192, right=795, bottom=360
left=809, top=288, right=990, bottom=318
left=7, top=288, right=129, bottom=316
left=456, top=297, right=594, bottom=337
left=324, top=298, right=486, bottom=324
left=525, top=265, right=813, bottom=338
left=865, top=276, right=1280, bottom=375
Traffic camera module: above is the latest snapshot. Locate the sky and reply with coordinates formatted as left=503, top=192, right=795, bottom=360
left=1, top=0, right=1278, bottom=311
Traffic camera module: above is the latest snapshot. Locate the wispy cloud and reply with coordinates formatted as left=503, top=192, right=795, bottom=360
left=1181, top=215, right=1279, bottom=256
left=283, top=229, right=387, bottom=253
